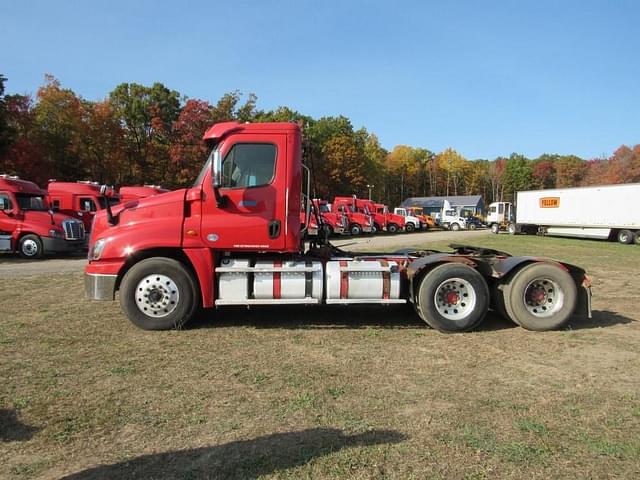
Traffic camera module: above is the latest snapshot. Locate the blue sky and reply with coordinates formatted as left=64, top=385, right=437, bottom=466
left=1, top=0, right=638, bottom=159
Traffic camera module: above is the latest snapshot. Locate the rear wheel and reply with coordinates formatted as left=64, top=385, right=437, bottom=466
left=501, top=263, right=577, bottom=331
left=508, top=223, right=516, bottom=235
left=490, top=223, right=500, bottom=234
left=635, top=232, right=640, bottom=245
left=387, top=223, right=399, bottom=234
left=19, top=234, right=43, bottom=259
left=618, top=229, right=633, bottom=244
left=120, top=257, right=199, bottom=330
left=415, top=263, right=489, bottom=332
left=405, top=222, right=415, bottom=233
left=349, top=224, right=362, bottom=236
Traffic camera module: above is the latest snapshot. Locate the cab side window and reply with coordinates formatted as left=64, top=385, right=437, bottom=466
left=498, top=204, right=504, bottom=214
left=0, top=193, right=12, bottom=210
left=221, top=143, right=276, bottom=189
left=79, top=198, right=97, bottom=212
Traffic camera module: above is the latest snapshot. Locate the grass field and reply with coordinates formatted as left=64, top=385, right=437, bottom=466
left=1, top=235, right=639, bottom=479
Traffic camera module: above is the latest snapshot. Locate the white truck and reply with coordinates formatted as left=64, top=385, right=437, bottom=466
left=434, top=200, right=468, bottom=231
left=488, top=183, right=640, bottom=244
left=393, top=207, right=421, bottom=233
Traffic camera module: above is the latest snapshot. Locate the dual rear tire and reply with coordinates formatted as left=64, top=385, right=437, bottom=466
left=495, top=263, right=577, bottom=331
left=415, top=264, right=489, bottom=333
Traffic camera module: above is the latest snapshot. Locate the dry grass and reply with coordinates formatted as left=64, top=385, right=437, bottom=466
left=1, top=235, right=639, bottom=479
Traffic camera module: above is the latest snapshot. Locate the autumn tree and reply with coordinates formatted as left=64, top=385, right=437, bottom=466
left=555, top=155, right=587, bottom=187
left=437, top=148, right=468, bottom=196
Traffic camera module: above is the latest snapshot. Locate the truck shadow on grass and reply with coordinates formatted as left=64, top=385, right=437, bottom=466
left=193, top=307, right=633, bottom=332
left=0, top=409, right=40, bottom=442
left=60, top=428, right=406, bottom=480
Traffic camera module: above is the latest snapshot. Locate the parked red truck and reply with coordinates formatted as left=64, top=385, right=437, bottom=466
left=1, top=175, right=86, bottom=258
left=85, top=122, right=591, bottom=333
left=373, top=203, right=406, bottom=234
left=313, top=199, right=347, bottom=236
left=119, top=185, right=170, bottom=203
left=48, top=180, right=120, bottom=232
left=332, top=196, right=374, bottom=235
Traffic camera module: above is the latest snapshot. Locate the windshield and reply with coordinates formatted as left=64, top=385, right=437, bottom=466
left=15, top=193, right=48, bottom=211
left=319, top=204, right=330, bottom=213
left=98, top=197, right=121, bottom=209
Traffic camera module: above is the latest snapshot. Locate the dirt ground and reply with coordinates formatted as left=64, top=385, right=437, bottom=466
left=1, top=234, right=639, bottom=479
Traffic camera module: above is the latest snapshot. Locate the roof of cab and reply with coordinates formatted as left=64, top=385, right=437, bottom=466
left=0, top=176, right=46, bottom=195
left=48, top=181, right=103, bottom=195
left=202, top=121, right=300, bottom=142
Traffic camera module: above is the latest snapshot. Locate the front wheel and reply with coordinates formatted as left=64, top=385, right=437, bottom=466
left=501, top=263, right=577, bottom=331
left=450, top=223, right=460, bottom=231
left=415, top=263, right=489, bottom=332
left=490, top=223, right=500, bottom=234
left=120, top=257, right=199, bottom=330
left=19, top=234, right=44, bottom=259
left=387, top=223, right=399, bottom=234
left=349, top=224, right=362, bottom=236
left=468, top=223, right=477, bottom=230
left=405, top=223, right=415, bottom=233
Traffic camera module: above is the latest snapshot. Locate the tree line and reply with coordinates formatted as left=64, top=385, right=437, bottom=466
left=1, top=74, right=638, bottom=208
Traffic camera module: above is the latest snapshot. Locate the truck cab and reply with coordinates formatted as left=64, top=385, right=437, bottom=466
left=372, top=203, right=405, bottom=233
left=0, top=175, right=86, bottom=258
left=332, top=196, right=374, bottom=235
left=487, top=201, right=516, bottom=234
left=437, top=201, right=468, bottom=231
left=393, top=207, right=422, bottom=233
left=354, top=198, right=387, bottom=233
left=406, top=207, right=435, bottom=229
left=48, top=180, right=120, bottom=232
left=312, top=199, right=346, bottom=236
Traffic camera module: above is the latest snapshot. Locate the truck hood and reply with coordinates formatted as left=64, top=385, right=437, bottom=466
left=110, top=189, right=186, bottom=216
left=23, top=210, right=79, bottom=228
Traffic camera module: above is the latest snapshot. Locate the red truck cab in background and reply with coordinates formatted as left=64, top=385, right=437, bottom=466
left=1, top=175, right=86, bottom=258
left=48, top=180, right=120, bottom=232
left=84, top=121, right=591, bottom=334
left=332, top=196, right=374, bottom=235
left=313, top=199, right=347, bottom=236
left=119, top=185, right=170, bottom=203
left=374, top=203, right=406, bottom=234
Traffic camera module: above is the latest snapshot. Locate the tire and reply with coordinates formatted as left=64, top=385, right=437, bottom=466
left=415, top=263, right=489, bottom=332
left=371, top=224, right=379, bottom=234
left=501, top=263, right=577, bottom=331
left=508, top=223, right=516, bottom=235
left=349, top=224, right=362, bottom=236
left=635, top=232, right=640, bottom=245
left=119, top=257, right=199, bottom=330
left=450, top=223, right=460, bottom=231
left=405, top=223, right=415, bottom=233
left=490, top=223, right=500, bottom=234
left=468, top=223, right=477, bottom=230
left=18, top=234, right=44, bottom=259
left=387, top=223, right=399, bottom=234
left=618, top=229, right=633, bottom=244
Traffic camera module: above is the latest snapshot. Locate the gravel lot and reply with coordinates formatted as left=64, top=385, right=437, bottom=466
left=0, top=229, right=491, bottom=277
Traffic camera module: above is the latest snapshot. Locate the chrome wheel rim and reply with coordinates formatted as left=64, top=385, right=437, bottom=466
left=523, top=277, right=564, bottom=318
left=434, top=277, right=476, bottom=321
left=135, top=274, right=180, bottom=318
left=21, top=239, right=38, bottom=256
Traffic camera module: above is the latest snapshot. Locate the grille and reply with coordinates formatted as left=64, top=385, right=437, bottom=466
left=63, top=220, right=85, bottom=240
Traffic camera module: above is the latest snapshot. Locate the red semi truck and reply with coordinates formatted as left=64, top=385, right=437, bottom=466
left=1, top=175, right=86, bottom=258
left=85, top=122, right=591, bottom=333
left=373, top=203, right=406, bottom=234
left=48, top=181, right=120, bottom=232
left=332, top=196, right=374, bottom=235
left=313, top=199, right=347, bottom=236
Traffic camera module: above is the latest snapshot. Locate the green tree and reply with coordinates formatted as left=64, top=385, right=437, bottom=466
left=502, top=153, right=533, bottom=200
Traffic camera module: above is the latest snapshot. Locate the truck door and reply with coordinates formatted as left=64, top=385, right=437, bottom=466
left=201, top=133, right=287, bottom=251
left=0, top=192, right=16, bottom=250
left=78, top=196, right=97, bottom=231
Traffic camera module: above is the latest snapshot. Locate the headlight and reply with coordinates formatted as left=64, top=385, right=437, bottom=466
left=48, top=229, right=63, bottom=238
left=89, top=238, right=106, bottom=260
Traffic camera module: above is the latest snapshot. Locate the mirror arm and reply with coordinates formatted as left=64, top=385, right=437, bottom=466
left=213, top=187, right=227, bottom=208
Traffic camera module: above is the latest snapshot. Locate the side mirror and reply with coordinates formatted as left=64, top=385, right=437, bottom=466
left=212, top=150, right=223, bottom=188
left=99, top=185, right=114, bottom=197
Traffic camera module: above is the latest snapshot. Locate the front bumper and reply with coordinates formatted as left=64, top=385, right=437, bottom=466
left=362, top=226, right=373, bottom=233
left=85, top=273, right=117, bottom=300
left=42, top=237, right=87, bottom=254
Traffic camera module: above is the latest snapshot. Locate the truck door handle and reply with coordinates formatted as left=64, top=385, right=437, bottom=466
left=268, top=220, right=281, bottom=239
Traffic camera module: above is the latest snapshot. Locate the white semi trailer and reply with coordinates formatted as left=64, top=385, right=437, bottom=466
left=488, top=183, right=640, bottom=244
